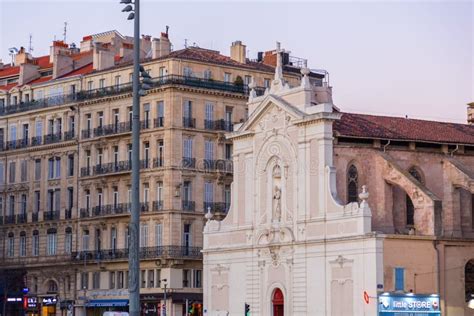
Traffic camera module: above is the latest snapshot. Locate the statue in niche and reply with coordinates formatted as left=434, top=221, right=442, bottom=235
left=272, top=164, right=282, bottom=222
left=273, top=185, right=282, bottom=222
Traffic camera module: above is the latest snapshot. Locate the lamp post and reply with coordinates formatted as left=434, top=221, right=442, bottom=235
left=119, top=1, right=141, bottom=316
left=161, top=279, right=167, bottom=316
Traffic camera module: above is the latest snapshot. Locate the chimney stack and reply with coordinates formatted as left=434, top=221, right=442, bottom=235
left=230, top=41, right=246, bottom=64
left=15, top=46, right=33, bottom=66
left=151, top=32, right=171, bottom=59
left=93, top=43, right=115, bottom=71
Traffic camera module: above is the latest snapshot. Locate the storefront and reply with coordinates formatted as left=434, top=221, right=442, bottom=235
left=25, top=296, right=39, bottom=316
left=40, top=296, right=58, bottom=316
left=378, top=293, right=441, bottom=316
left=139, top=293, right=203, bottom=316
left=85, top=299, right=129, bottom=316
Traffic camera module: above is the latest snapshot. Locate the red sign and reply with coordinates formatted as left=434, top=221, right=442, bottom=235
left=364, top=291, right=370, bottom=304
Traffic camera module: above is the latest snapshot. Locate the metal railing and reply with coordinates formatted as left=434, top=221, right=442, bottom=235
left=89, top=159, right=150, bottom=176
left=6, top=139, right=29, bottom=150
left=16, top=213, right=27, bottom=223
left=203, top=202, right=230, bottom=213
left=44, top=211, right=60, bottom=221
left=153, top=158, right=164, bottom=168
left=44, top=133, right=62, bottom=145
left=152, top=200, right=164, bottom=211
left=65, top=208, right=72, bottom=219
left=91, top=120, right=149, bottom=138
left=183, top=117, right=196, bottom=128
left=64, top=130, right=76, bottom=141
left=32, top=212, right=39, bottom=222
left=199, top=159, right=233, bottom=173
left=154, top=117, right=164, bottom=128
left=182, top=200, right=195, bottom=211
left=0, top=75, right=266, bottom=117
left=5, top=215, right=15, bottom=224
left=71, top=245, right=202, bottom=262
left=204, top=119, right=233, bottom=131
left=182, top=157, right=196, bottom=168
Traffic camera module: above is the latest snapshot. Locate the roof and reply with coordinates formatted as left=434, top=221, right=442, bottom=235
left=334, top=112, right=474, bottom=145
left=27, top=76, right=52, bottom=85
left=60, top=63, right=94, bottom=78
left=0, top=65, right=20, bottom=79
left=0, top=82, right=18, bottom=91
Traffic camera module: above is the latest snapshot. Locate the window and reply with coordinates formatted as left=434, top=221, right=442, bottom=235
left=183, top=100, right=192, bottom=119
left=0, top=162, right=4, bottom=184
left=20, top=194, right=27, bottom=215
left=113, top=109, right=120, bottom=130
left=7, top=233, right=14, bottom=257
left=98, top=111, right=104, bottom=128
left=143, top=103, right=150, bottom=128
left=67, top=188, right=73, bottom=211
left=144, top=183, right=149, bottom=204
left=157, top=140, right=164, bottom=167
left=183, top=223, right=191, bottom=248
left=95, top=227, right=102, bottom=252
left=205, top=103, right=214, bottom=128
left=115, top=75, right=121, bottom=88
left=205, top=140, right=214, bottom=161
left=19, top=232, right=26, bottom=257
left=204, top=182, right=214, bottom=209
left=47, top=228, right=57, bottom=255
left=144, top=142, right=150, bottom=167
left=193, top=270, right=202, bottom=288
left=8, top=195, right=15, bottom=216
left=82, top=230, right=90, bottom=251
left=183, top=269, right=190, bottom=287
left=156, top=181, right=163, bottom=203
left=110, top=272, right=116, bottom=289
left=224, top=72, right=231, bottom=83
left=85, top=190, right=91, bottom=212
left=244, top=75, right=252, bottom=85
left=67, top=155, right=74, bottom=176
left=155, top=101, right=164, bottom=127
left=347, top=164, right=358, bottom=203
left=65, top=228, right=72, bottom=254
left=111, top=226, right=117, bottom=250
left=35, top=119, right=43, bottom=138
left=22, top=124, right=29, bottom=141
left=141, top=270, right=146, bottom=288
left=465, top=260, right=474, bottom=302
left=48, top=280, right=58, bottom=293
left=20, top=160, right=27, bottom=182
left=225, top=144, right=232, bottom=160
left=34, top=191, right=40, bottom=213
left=24, top=93, right=30, bottom=102
left=97, top=149, right=103, bottom=166
left=8, top=161, right=16, bottom=183
left=117, top=271, right=124, bottom=289
left=140, top=224, right=148, bottom=247
left=81, top=273, right=89, bottom=290
left=86, top=114, right=92, bottom=131
left=224, top=185, right=231, bottom=210
left=34, top=159, right=41, bottom=180
left=183, top=67, right=192, bottom=77
left=99, top=79, right=105, bottom=89
left=69, top=116, right=75, bottom=136
left=183, top=138, right=193, bottom=159
left=87, top=81, right=93, bottom=91
left=183, top=181, right=192, bottom=202
left=159, top=67, right=166, bottom=77
left=93, top=272, right=100, bottom=289
left=155, top=223, right=162, bottom=246
left=264, top=78, right=271, bottom=88
left=147, top=270, right=154, bottom=288
left=55, top=157, right=61, bottom=178
left=48, top=158, right=54, bottom=179
left=125, top=226, right=130, bottom=249
left=394, top=267, right=405, bottom=291
left=113, top=188, right=119, bottom=208
left=32, top=230, right=39, bottom=256
left=203, top=69, right=212, bottom=80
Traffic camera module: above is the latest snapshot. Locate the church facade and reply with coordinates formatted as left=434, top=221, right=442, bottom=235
left=203, top=45, right=474, bottom=315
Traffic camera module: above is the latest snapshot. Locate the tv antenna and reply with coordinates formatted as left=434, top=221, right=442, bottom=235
left=184, top=39, right=188, bottom=48
left=28, top=34, right=34, bottom=54
left=63, top=22, right=68, bottom=42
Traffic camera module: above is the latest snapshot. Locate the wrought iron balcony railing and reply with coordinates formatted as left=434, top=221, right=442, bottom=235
left=199, top=159, right=233, bottom=173
left=31, top=136, right=42, bottom=146
left=65, top=208, right=72, bottom=220
left=32, top=212, right=39, bottom=222
left=0, top=75, right=266, bottom=117
left=5, top=215, right=15, bottom=224
left=153, top=158, right=164, bottom=168
left=71, top=245, right=202, bottom=262
left=6, top=138, right=29, bottom=150
left=182, top=157, right=196, bottom=168
left=152, top=200, right=164, bottom=212
left=182, top=200, right=195, bottom=212
left=92, top=121, right=149, bottom=139
left=183, top=117, right=196, bottom=128
left=43, top=133, right=62, bottom=145
left=89, top=159, right=150, bottom=176
left=203, top=202, right=230, bottom=214
left=64, top=130, right=76, bottom=141
left=43, top=211, right=60, bottom=221
left=16, top=213, right=27, bottom=223
left=204, top=119, right=233, bottom=132
left=154, top=117, right=164, bottom=128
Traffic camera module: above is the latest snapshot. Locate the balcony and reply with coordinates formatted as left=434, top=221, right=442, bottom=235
left=88, top=159, right=150, bottom=177
left=31, top=136, right=42, bottom=146
left=32, top=212, right=39, bottom=222
left=204, top=119, right=233, bottom=132
left=153, top=158, right=164, bottom=168
left=64, top=130, right=76, bottom=141
left=71, top=245, right=202, bottom=262
left=6, top=138, right=29, bottom=150
left=0, top=76, right=266, bottom=117
left=154, top=117, right=164, bottom=128
left=5, top=215, right=15, bottom=224
left=200, top=159, right=233, bottom=173
left=44, top=211, right=60, bottom=221
left=81, top=166, right=91, bottom=177
left=0, top=216, right=3, bottom=225
left=182, top=157, right=196, bottom=168
left=65, top=208, right=72, bottom=219
left=203, top=202, right=230, bottom=214
left=44, top=133, right=62, bottom=145
left=183, top=117, right=196, bottom=128
left=182, top=200, right=195, bottom=212
left=16, top=213, right=27, bottom=224
left=82, top=129, right=92, bottom=139
left=152, top=200, right=164, bottom=211
left=91, top=204, right=129, bottom=217
left=80, top=208, right=90, bottom=218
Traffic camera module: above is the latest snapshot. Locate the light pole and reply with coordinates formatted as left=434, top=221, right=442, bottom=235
left=161, top=279, right=167, bottom=316
left=119, top=1, right=141, bottom=316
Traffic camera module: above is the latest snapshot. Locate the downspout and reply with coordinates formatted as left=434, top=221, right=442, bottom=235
left=383, top=140, right=391, bottom=152
left=448, top=144, right=459, bottom=157
left=433, top=241, right=442, bottom=312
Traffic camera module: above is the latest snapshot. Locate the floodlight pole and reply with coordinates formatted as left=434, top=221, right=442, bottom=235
left=129, top=0, right=141, bottom=315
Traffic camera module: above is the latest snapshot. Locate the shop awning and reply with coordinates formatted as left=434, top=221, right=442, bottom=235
left=86, top=299, right=129, bottom=307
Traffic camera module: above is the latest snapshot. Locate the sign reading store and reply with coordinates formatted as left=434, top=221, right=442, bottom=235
left=378, top=293, right=440, bottom=316
left=42, top=297, right=58, bottom=306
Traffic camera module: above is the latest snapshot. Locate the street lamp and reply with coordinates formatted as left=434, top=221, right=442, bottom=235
left=161, top=279, right=167, bottom=316
left=468, top=294, right=474, bottom=309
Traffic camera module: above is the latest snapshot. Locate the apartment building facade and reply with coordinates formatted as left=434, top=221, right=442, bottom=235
left=0, top=31, right=322, bottom=316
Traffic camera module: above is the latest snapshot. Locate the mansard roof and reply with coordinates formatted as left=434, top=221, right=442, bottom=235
left=334, top=112, right=474, bottom=145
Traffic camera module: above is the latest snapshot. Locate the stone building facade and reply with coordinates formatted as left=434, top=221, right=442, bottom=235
left=0, top=31, right=323, bottom=316
left=203, top=46, right=474, bottom=315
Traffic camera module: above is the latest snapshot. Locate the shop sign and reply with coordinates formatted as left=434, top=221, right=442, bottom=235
left=7, top=297, right=22, bottom=302
left=378, top=294, right=440, bottom=316
left=27, top=297, right=38, bottom=308
left=42, top=297, right=58, bottom=306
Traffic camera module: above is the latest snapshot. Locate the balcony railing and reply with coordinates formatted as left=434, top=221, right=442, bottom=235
left=182, top=200, right=195, bottom=212
left=43, top=211, right=60, bottom=221
left=31, top=136, right=42, bottom=146
left=16, top=213, right=27, bottom=224
left=90, top=204, right=130, bottom=217
left=200, top=159, right=233, bottom=173
left=204, top=119, right=233, bottom=132
left=43, top=133, right=62, bottom=145
left=152, top=200, right=164, bottom=211
left=140, top=202, right=150, bottom=212
left=182, top=157, right=196, bottom=168
left=89, top=159, right=150, bottom=176
left=154, top=117, right=164, bottom=128
left=71, top=245, right=202, bottom=262
left=153, top=158, right=164, bottom=168
left=32, top=212, right=39, bottom=222
left=65, top=208, right=72, bottom=219
left=203, top=202, right=230, bottom=214
left=82, top=129, right=92, bottom=139
left=6, top=139, right=29, bottom=150
left=5, top=215, right=15, bottom=224
left=0, top=75, right=266, bottom=117
left=183, top=117, right=196, bottom=128
left=80, top=208, right=90, bottom=218
left=64, top=130, right=76, bottom=141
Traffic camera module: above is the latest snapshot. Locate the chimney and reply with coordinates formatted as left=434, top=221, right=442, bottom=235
left=93, top=43, right=115, bottom=71
left=53, top=51, right=73, bottom=79
left=230, top=41, right=246, bottom=63
left=80, top=35, right=94, bottom=53
left=15, top=47, right=33, bottom=66
left=0, top=59, right=4, bottom=70
left=50, top=41, right=69, bottom=63
left=19, top=63, right=40, bottom=85
left=151, top=32, right=171, bottom=59
left=262, top=50, right=277, bottom=67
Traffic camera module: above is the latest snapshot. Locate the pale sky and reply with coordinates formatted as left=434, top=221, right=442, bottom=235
left=1, top=0, right=473, bottom=123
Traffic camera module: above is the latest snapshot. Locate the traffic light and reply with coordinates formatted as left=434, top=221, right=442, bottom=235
left=245, top=303, right=250, bottom=316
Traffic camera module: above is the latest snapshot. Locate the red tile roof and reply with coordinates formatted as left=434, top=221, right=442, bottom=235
left=0, top=65, right=20, bottom=79
left=27, top=76, right=52, bottom=85
left=33, top=55, right=53, bottom=69
left=0, top=82, right=18, bottom=91
left=334, top=112, right=474, bottom=145
left=61, top=63, right=93, bottom=78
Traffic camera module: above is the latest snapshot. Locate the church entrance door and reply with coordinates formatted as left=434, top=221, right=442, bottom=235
left=272, top=288, right=284, bottom=316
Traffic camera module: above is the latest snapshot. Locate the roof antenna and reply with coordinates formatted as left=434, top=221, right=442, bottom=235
left=184, top=39, right=188, bottom=48
left=63, top=21, right=68, bottom=42
left=165, top=25, right=169, bottom=36
left=28, top=34, right=34, bottom=54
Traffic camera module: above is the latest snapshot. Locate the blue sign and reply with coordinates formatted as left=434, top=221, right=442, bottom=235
left=22, top=287, right=29, bottom=294
left=378, top=294, right=441, bottom=316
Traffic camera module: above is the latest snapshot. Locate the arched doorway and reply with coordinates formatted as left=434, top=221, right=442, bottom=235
left=272, top=288, right=284, bottom=316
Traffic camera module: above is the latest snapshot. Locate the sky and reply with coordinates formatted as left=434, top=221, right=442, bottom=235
left=0, top=0, right=473, bottom=123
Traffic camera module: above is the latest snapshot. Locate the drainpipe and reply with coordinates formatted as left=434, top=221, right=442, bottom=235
left=448, top=144, right=459, bottom=157
left=433, top=241, right=442, bottom=312
left=383, top=140, right=391, bottom=152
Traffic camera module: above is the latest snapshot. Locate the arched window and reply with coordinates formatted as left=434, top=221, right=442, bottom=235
left=48, top=280, right=58, bottom=293
left=465, top=259, right=474, bottom=302
left=272, top=288, right=284, bottom=316
left=347, top=165, right=359, bottom=203
left=47, top=228, right=57, bottom=256
left=19, top=231, right=26, bottom=257
left=406, top=167, right=424, bottom=227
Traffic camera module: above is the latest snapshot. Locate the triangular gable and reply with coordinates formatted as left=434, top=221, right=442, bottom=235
left=237, top=94, right=305, bottom=133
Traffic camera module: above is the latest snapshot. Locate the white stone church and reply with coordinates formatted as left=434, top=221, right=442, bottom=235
left=202, top=44, right=381, bottom=316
